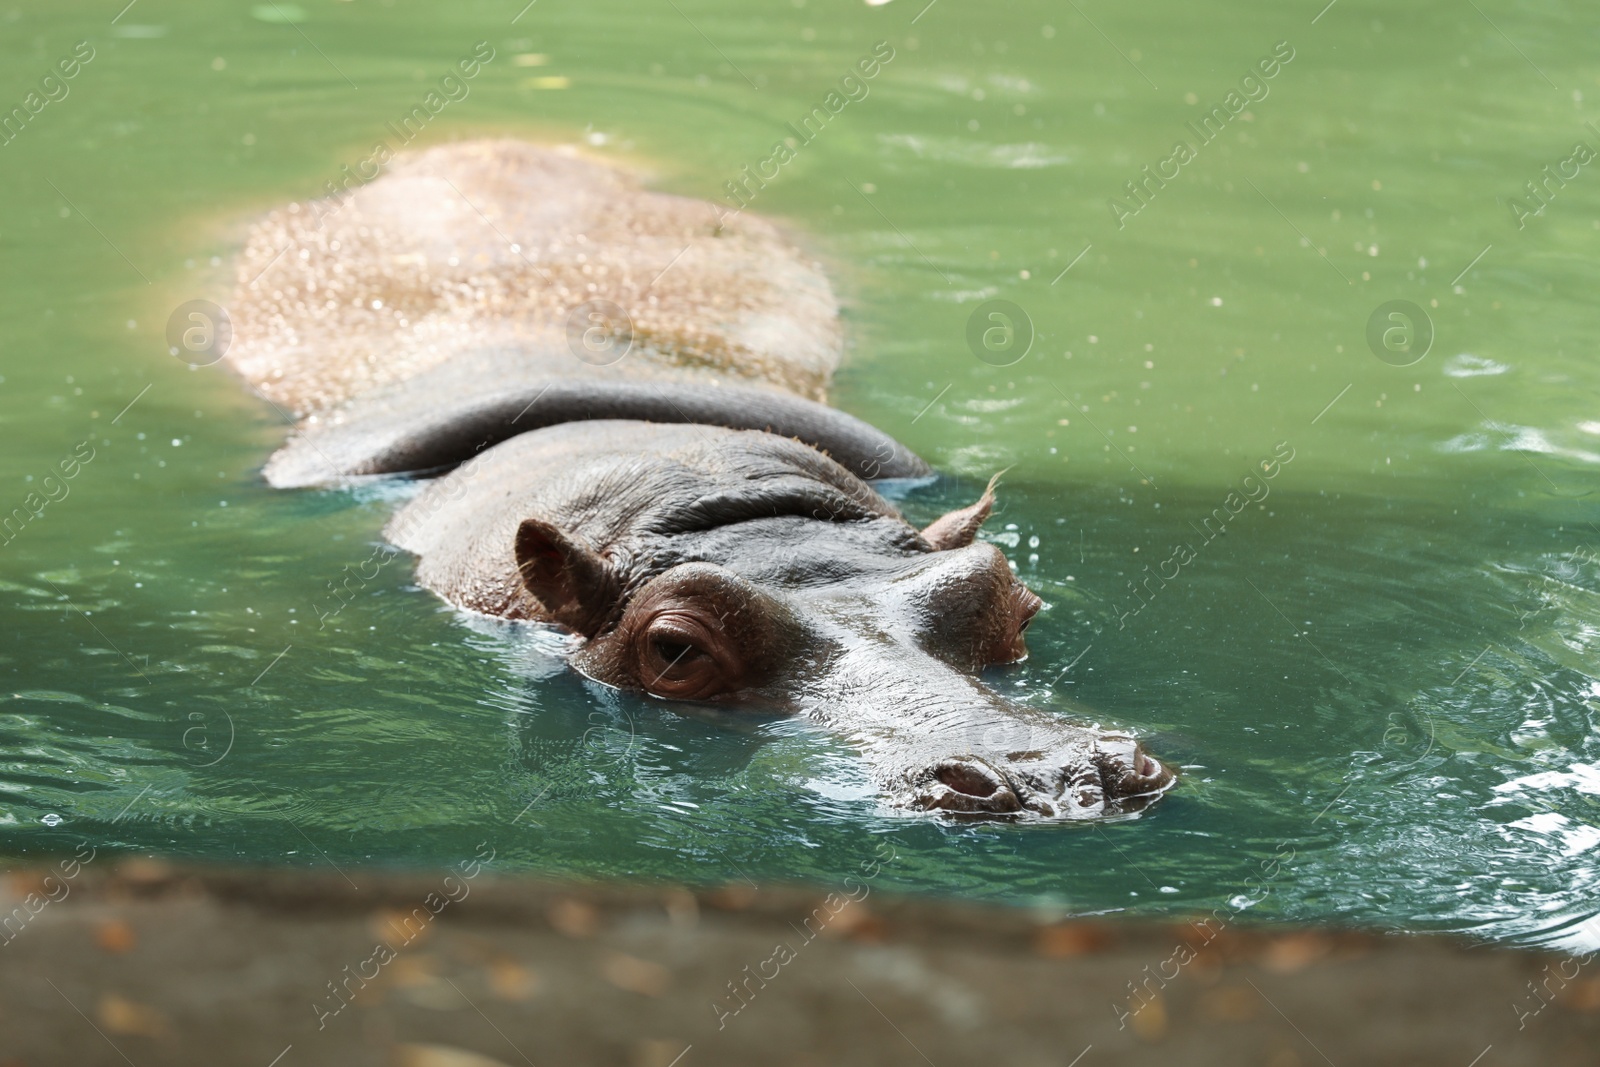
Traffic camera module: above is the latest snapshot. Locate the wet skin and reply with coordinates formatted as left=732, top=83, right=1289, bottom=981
left=237, top=140, right=1176, bottom=822
left=387, top=422, right=1176, bottom=820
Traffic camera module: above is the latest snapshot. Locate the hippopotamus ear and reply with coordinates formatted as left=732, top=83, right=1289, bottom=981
left=920, top=470, right=1005, bottom=551
left=514, top=518, right=620, bottom=638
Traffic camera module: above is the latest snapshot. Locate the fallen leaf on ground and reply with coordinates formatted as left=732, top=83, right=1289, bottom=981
left=602, top=952, right=670, bottom=997
left=1260, top=933, right=1333, bottom=974
left=95, top=919, right=136, bottom=954
left=114, top=858, right=172, bottom=885
left=373, top=908, right=435, bottom=946
left=548, top=898, right=600, bottom=938
left=96, top=994, right=168, bottom=1038
left=1033, top=923, right=1112, bottom=958
left=706, top=884, right=757, bottom=910
left=1199, top=985, right=1259, bottom=1022
left=662, top=888, right=698, bottom=929
left=1130, top=994, right=1168, bottom=1041
left=488, top=960, right=540, bottom=1001
left=823, top=902, right=884, bottom=941
left=1567, top=977, right=1600, bottom=1012
left=393, top=1044, right=515, bottom=1067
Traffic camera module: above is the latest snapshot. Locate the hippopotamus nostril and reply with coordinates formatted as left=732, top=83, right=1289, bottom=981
left=936, top=760, right=1002, bottom=798
left=916, top=758, right=1024, bottom=814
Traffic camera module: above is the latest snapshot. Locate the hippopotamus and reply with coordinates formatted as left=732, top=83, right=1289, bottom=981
left=231, top=139, right=1175, bottom=820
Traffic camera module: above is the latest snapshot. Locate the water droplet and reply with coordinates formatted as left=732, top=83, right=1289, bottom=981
left=41, top=813, right=62, bottom=827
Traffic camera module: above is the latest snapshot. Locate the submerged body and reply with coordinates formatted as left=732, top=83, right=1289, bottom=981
left=236, top=139, right=1175, bottom=821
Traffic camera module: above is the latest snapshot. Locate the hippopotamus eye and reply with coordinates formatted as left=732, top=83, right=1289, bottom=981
left=572, top=562, right=793, bottom=702
left=989, top=582, right=1043, bottom=665
left=651, top=638, right=697, bottom=664
left=636, top=612, right=739, bottom=700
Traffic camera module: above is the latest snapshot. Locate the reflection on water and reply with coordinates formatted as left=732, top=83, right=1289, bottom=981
left=4, top=480, right=1596, bottom=950
left=0, top=0, right=1597, bottom=951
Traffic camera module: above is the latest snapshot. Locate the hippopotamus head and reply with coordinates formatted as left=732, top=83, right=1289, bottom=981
left=234, top=139, right=1174, bottom=821
left=561, top=547, right=1174, bottom=819
left=388, top=420, right=1176, bottom=821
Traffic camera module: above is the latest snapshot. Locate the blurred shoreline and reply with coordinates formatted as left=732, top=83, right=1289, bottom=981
left=0, top=860, right=1594, bottom=1066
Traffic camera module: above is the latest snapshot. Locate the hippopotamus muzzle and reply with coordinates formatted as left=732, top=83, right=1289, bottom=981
left=238, top=140, right=1178, bottom=826
left=795, top=593, right=1178, bottom=823
left=379, top=421, right=1180, bottom=824
left=914, top=735, right=1177, bottom=820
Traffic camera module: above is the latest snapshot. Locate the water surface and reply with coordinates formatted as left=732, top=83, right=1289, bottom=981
left=2, top=0, right=1597, bottom=952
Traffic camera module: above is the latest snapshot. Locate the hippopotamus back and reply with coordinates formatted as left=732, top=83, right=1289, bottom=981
left=231, top=139, right=841, bottom=418
left=232, top=139, right=1176, bottom=823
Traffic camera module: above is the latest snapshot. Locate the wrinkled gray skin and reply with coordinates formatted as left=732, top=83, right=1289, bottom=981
left=238, top=140, right=1175, bottom=821
left=262, top=347, right=929, bottom=488
left=387, top=423, right=1175, bottom=820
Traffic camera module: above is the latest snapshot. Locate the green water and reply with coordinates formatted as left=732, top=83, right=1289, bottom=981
left=2, top=0, right=1597, bottom=952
